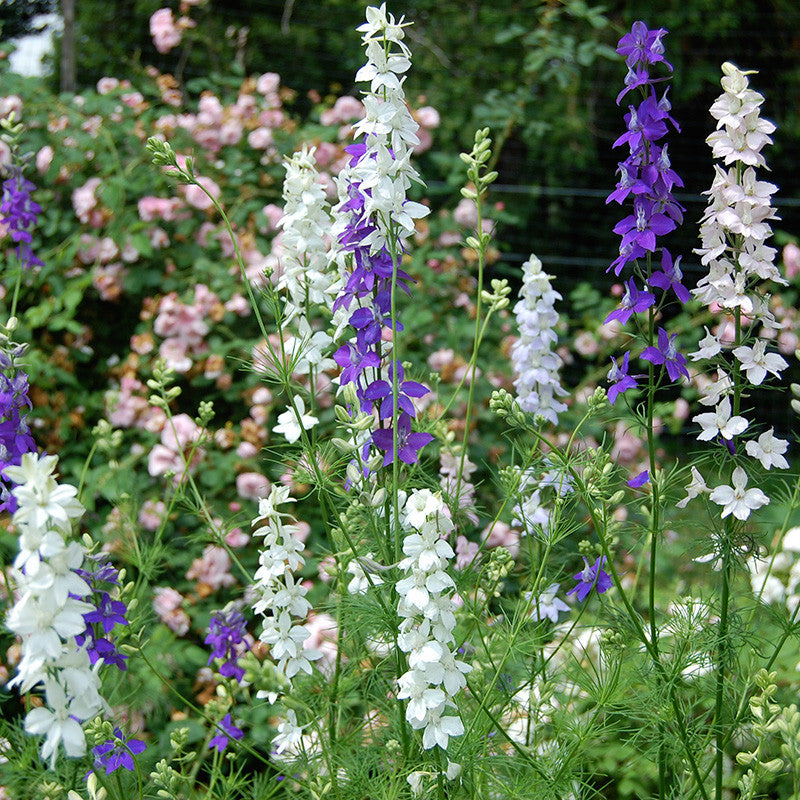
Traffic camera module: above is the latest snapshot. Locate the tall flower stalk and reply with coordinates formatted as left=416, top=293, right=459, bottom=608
left=685, top=62, right=788, bottom=800
left=331, top=2, right=432, bottom=485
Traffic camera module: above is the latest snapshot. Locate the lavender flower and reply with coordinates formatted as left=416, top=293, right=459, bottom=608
left=607, top=352, right=637, bottom=405
left=606, top=21, right=689, bottom=395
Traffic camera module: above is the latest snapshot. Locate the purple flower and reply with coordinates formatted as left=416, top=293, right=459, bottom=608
left=0, top=170, right=44, bottom=270
left=640, top=327, right=689, bottom=382
left=209, top=714, right=244, bottom=752
left=604, top=278, right=655, bottom=326
left=205, top=608, right=249, bottom=683
left=92, top=728, right=146, bottom=775
left=566, top=556, right=613, bottom=602
left=616, top=21, right=672, bottom=72
left=84, top=592, right=129, bottom=634
left=371, top=412, right=433, bottom=467
left=647, top=250, right=690, bottom=304
left=607, top=351, right=637, bottom=404
left=0, top=364, right=36, bottom=513
left=362, top=361, right=429, bottom=419
left=627, top=470, right=650, bottom=488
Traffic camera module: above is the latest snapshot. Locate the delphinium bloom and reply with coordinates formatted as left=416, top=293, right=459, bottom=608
left=686, top=63, right=788, bottom=514
left=4, top=453, right=104, bottom=767
left=510, top=254, right=567, bottom=425
left=0, top=345, right=36, bottom=513
left=206, top=605, right=249, bottom=682
left=92, top=728, right=146, bottom=775
left=330, top=3, right=432, bottom=473
left=567, top=556, right=613, bottom=603
left=75, top=556, right=130, bottom=671
left=606, top=22, right=687, bottom=399
left=277, top=144, right=335, bottom=322
left=251, top=485, right=321, bottom=685
left=1, top=168, right=44, bottom=270
left=209, top=713, right=244, bottom=753
left=395, top=489, right=471, bottom=751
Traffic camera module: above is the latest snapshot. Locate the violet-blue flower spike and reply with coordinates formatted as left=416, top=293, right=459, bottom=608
left=205, top=608, right=249, bottom=683
left=567, top=556, right=613, bottom=603
left=0, top=170, right=44, bottom=270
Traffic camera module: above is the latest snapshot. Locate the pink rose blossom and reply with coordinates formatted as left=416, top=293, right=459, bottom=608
left=320, top=95, right=363, bottom=125
left=139, top=499, right=167, bottom=531
left=784, top=242, right=800, bottom=280
left=453, top=197, right=479, bottom=228
left=481, top=521, right=520, bottom=559
left=186, top=545, right=235, bottom=590
left=236, top=441, right=258, bottom=459
left=455, top=535, right=480, bottom=570
left=313, top=141, right=338, bottom=167
left=150, top=8, right=182, bottom=53
left=257, top=73, right=281, bottom=95
left=182, top=176, right=221, bottom=211
left=138, top=195, right=183, bottom=221
left=72, top=177, right=102, bottom=223
left=261, top=203, right=284, bottom=230
left=236, top=471, right=271, bottom=501
left=415, top=106, right=440, bottom=129
left=97, top=77, right=120, bottom=94
left=247, top=127, right=273, bottom=149
left=35, top=145, right=54, bottom=174
left=153, top=587, right=190, bottom=634
left=0, top=96, right=22, bottom=120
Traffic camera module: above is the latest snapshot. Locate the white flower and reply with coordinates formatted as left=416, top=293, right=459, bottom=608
left=675, top=466, right=709, bottom=509
left=689, top=327, right=722, bottom=361
left=346, top=553, right=384, bottom=595
left=511, top=254, right=567, bottom=424
left=745, top=428, right=789, bottom=470
left=732, top=339, right=788, bottom=385
left=693, top=396, right=748, bottom=441
left=272, top=396, right=318, bottom=443
left=709, top=466, right=770, bottom=520
left=525, top=583, right=570, bottom=623
left=272, top=710, right=305, bottom=756
left=23, top=678, right=87, bottom=768
left=420, top=707, right=465, bottom=751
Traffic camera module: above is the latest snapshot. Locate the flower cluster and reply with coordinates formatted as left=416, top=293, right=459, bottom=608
left=606, top=21, right=688, bottom=404
left=205, top=605, right=249, bottom=682
left=4, top=453, right=103, bottom=767
left=510, top=254, right=567, bottom=425
left=74, top=555, right=130, bottom=671
left=277, top=144, right=336, bottom=323
left=0, top=343, right=36, bottom=513
left=685, top=64, right=789, bottom=521
left=693, top=63, right=783, bottom=319
left=251, top=485, right=321, bottom=685
left=1, top=168, right=44, bottom=270
left=92, top=728, right=146, bottom=775
left=395, top=489, right=470, bottom=751
left=331, top=3, right=432, bottom=471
